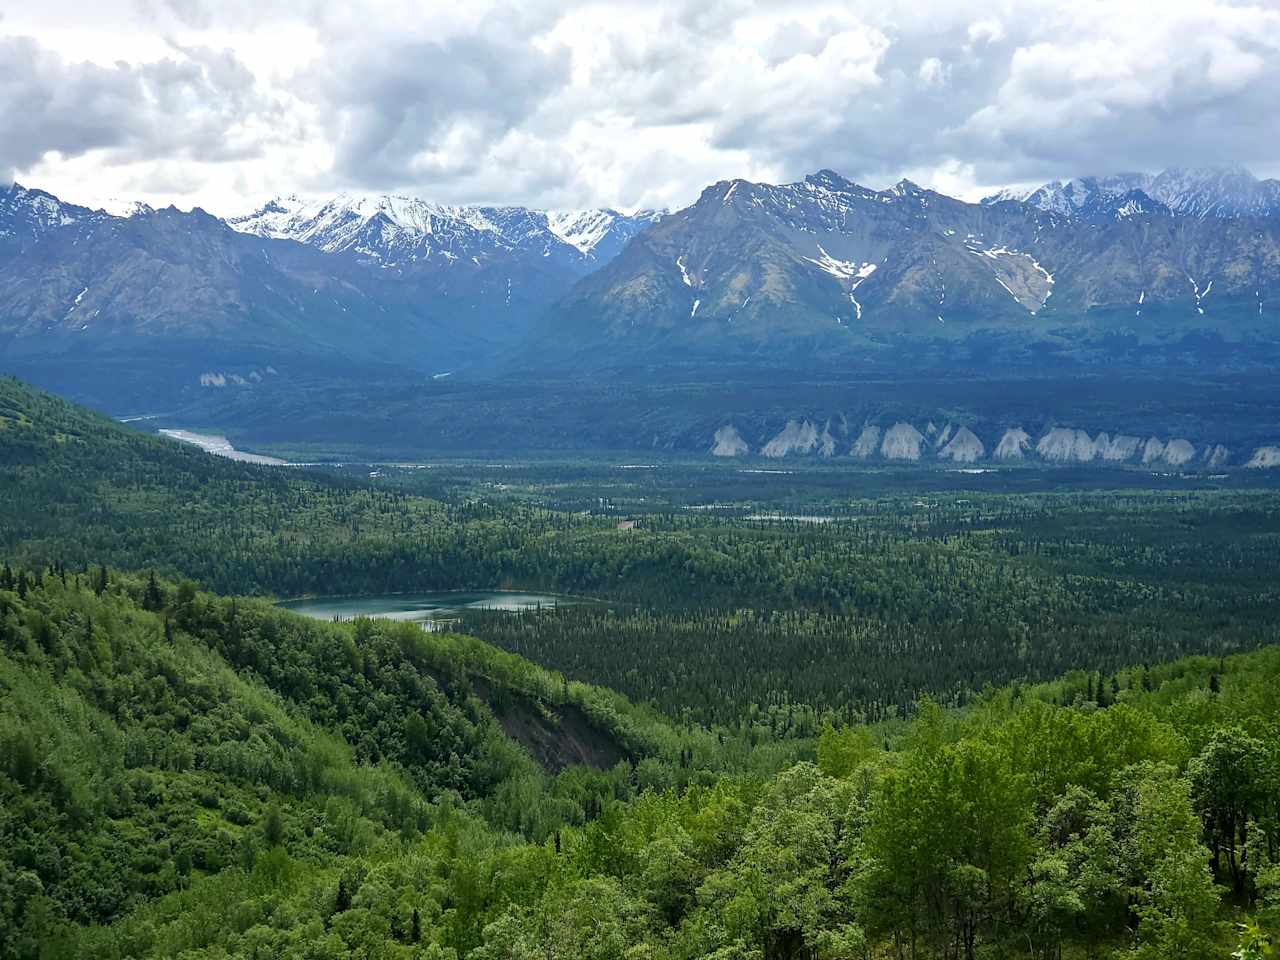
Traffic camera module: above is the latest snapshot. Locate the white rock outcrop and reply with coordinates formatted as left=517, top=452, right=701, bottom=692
left=938, top=427, right=985, bottom=463
left=1247, top=446, right=1280, bottom=469
left=1094, top=434, right=1142, bottom=461
left=818, top=422, right=837, bottom=458
left=1037, top=428, right=1096, bottom=462
left=881, top=422, right=925, bottom=461
left=1162, top=439, right=1196, bottom=466
left=762, top=420, right=819, bottom=458
left=1141, top=437, right=1167, bottom=464
left=710, top=425, right=748, bottom=457
left=851, top=425, right=881, bottom=459
left=994, top=428, right=1031, bottom=460
left=1202, top=444, right=1230, bottom=467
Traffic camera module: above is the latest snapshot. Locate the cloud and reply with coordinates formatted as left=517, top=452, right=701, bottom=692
left=6, top=0, right=1280, bottom=210
left=954, top=1, right=1280, bottom=182
left=0, top=33, right=281, bottom=183
left=300, top=26, right=570, bottom=189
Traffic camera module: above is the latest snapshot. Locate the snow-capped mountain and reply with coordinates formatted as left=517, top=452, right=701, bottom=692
left=986, top=167, right=1280, bottom=219
left=0, top=183, right=107, bottom=254
left=227, top=194, right=662, bottom=268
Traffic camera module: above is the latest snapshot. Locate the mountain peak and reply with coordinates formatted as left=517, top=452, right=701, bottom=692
left=804, top=169, right=854, bottom=191
left=992, top=166, right=1280, bottom=219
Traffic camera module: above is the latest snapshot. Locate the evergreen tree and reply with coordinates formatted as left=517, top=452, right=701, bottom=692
left=143, top=570, right=164, bottom=611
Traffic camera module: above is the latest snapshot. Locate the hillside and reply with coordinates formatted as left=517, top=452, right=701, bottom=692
left=3, top=565, right=1278, bottom=958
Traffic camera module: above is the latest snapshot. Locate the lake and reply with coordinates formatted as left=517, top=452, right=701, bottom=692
left=277, top=590, right=573, bottom=626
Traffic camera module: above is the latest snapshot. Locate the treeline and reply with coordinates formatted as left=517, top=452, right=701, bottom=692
left=3, top=566, right=1279, bottom=958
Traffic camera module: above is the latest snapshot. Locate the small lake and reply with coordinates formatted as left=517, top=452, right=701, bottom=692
left=277, top=591, right=573, bottom=626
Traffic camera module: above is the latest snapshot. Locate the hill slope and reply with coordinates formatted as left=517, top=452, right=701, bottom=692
left=3, top=569, right=1278, bottom=958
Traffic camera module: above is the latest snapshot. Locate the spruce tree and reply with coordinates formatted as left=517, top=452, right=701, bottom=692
left=143, top=570, right=164, bottom=611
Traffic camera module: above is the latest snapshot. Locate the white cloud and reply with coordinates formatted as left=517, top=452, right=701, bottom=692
left=5, top=0, right=1280, bottom=213
left=918, top=57, right=948, bottom=88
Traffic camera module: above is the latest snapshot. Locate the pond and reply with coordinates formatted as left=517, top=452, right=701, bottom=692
left=277, top=590, right=574, bottom=626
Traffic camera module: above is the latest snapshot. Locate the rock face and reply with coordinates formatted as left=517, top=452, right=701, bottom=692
left=1203, top=444, right=1231, bottom=467
left=1162, top=439, right=1196, bottom=466
left=1247, top=447, right=1280, bottom=469
left=703, top=417, right=1253, bottom=469
left=994, top=428, right=1032, bottom=460
left=1037, top=428, right=1097, bottom=463
left=817, top=422, right=837, bottom=458
left=1142, top=437, right=1167, bottom=464
left=710, top=425, right=748, bottom=457
left=762, top=420, right=820, bottom=458
left=938, top=427, right=984, bottom=463
left=881, top=422, right=925, bottom=461
left=1095, top=434, right=1142, bottom=461
left=851, top=425, right=881, bottom=459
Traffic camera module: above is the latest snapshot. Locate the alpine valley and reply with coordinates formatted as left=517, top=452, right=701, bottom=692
left=4, top=166, right=1280, bottom=463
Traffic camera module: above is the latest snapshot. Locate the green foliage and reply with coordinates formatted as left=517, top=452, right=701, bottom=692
left=6, top=376, right=1280, bottom=730
left=2, top=572, right=1277, bottom=957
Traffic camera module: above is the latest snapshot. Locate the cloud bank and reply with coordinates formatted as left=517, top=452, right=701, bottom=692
left=4, top=0, right=1279, bottom=212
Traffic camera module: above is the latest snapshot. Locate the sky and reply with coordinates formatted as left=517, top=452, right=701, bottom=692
left=3, top=0, right=1280, bottom=215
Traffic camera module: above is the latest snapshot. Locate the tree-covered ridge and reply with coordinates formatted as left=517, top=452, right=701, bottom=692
left=1, top=566, right=1277, bottom=958
left=6, top=374, right=1280, bottom=727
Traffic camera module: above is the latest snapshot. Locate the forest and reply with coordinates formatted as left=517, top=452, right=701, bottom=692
left=3, top=375, right=1280, bottom=956
left=5, top=376, right=1280, bottom=724
left=2, top=567, right=1278, bottom=958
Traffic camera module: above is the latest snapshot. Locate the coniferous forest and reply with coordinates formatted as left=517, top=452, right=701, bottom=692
left=3, top=375, right=1280, bottom=958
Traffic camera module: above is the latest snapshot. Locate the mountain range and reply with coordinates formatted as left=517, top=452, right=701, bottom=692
left=3, top=166, right=1280, bottom=437
left=985, top=166, right=1280, bottom=219
left=543, top=167, right=1280, bottom=371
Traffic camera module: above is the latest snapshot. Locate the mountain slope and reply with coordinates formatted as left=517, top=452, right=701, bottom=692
left=0, top=203, right=494, bottom=410
left=537, top=169, right=1280, bottom=370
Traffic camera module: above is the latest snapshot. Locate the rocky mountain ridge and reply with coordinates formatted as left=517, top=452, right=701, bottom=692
left=986, top=166, right=1280, bottom=220
left=227, top=193, right=663, bottom=268
left=538, top=166, right=1280, bottom=372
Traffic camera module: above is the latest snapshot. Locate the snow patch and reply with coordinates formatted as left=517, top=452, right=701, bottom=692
left=676, top=254, right=693, bottom=287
